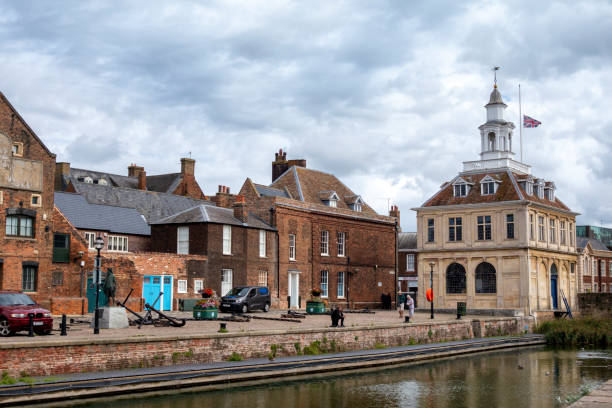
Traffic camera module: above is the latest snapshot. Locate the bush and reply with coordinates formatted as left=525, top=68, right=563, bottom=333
left=536, top=317, right=612, bottom=348
left=228, top=352, right=243, bottom=362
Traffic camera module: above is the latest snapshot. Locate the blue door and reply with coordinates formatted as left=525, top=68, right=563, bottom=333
left=162, top=276, right=172, bottom=311
left=551, top=274, right=558, bottom=309
left=143, top=275, right=172, bottom=311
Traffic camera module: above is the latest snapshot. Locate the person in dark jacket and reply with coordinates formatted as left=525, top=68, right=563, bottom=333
left=103, top=268, right=117, bottom=306
left=330, top=306, right=345, bottom=327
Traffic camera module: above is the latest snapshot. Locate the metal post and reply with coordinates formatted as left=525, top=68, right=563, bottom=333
left=94, top=246, right=101, bottom=335
left=429, top=262, right=435, bottom=320
left=28, top=313, right=34, bottom=337
left=61, top=314, right=67, bottom=336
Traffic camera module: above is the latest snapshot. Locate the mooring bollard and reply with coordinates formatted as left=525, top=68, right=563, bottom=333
left=28, top=313, right=35, bottom=337
left=219, top=322, right=227, bottom=331
left=404, top=316, right=410, bottom=323
left=61, top=314, right=68, bottom=336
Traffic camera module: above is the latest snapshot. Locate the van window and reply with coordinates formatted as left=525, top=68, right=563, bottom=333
left=248, top=289, right=256, bottom=297
left=259, top=287, right=269, bottom=295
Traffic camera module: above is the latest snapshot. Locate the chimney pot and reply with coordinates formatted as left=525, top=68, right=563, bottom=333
left=181, top=157, right=196, bottom=176
left=233, top=195, right=248, bottom=222
left=138, top=170, right=147, bottom=190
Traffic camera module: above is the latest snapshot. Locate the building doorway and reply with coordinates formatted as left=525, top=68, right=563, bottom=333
left=288, top=271, right=300, bottom=309
left=142, top=275, right=173, bottom=311
left=550, top=264, right=558, bottom=310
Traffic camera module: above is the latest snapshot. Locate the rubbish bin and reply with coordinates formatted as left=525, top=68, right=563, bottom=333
left=456, top=302, right=467, bottom=319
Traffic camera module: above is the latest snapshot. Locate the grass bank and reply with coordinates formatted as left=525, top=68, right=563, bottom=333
left=536, top=317, right=611, bottom=347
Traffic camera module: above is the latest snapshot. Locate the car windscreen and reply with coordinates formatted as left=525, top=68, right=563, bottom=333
left=0, top=293, right=36, bottom=306
left=227, top=287, right=250, bottom=297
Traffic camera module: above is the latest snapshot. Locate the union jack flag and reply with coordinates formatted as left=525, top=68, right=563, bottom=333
left=523, top=115, right=542, bottom=128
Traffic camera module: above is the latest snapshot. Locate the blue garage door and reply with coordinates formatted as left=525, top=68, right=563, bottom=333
left=143, top=275, right=173, bottom=311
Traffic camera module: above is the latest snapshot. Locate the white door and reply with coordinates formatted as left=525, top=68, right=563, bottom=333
left=221, top=269, right=233, bottom=297
left=289, top=272, right=299, bottom=309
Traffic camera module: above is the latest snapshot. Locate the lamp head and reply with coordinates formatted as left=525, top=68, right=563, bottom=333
left=94, top=236, right=104, bottom=250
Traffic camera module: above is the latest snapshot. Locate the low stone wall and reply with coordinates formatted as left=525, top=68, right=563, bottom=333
left=0, top=317, right=534, bottom=377
left=578, top=293, right=612, bottom=317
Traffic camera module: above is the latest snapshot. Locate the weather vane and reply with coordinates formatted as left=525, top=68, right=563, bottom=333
left=492, top=66, right=500, bottom=86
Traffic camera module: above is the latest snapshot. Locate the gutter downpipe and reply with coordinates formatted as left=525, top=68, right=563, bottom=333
left=394, top=219, right=399, bottom=309
left=270, top=207, right=280, bottom=301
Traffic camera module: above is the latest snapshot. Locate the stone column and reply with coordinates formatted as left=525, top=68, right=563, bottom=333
left=466, top=256, right=475, bottom=308
left=496, top=255, right=504, bottom=308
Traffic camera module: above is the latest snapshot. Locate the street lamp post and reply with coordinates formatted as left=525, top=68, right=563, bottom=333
left=429, top=261, right=435, bottom=319
left=93, top=236, right=104, bottom=334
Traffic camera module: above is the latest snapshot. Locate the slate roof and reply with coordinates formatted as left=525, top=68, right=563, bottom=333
left=422, top=170, right=572, bottom=212
left=70, top=182, right=211, bottom=223
left=152, top=204, right=275, bottom=230
left=271, top=166, right=378, bottom=215
left=65, top=169, right=182, bottom=194
left=55, top=192, right=150, bottom=236
left=398, top=232, right=417, bottom=250
left=577, top=237, right=609, bottom=251
left=254, top=184, right=290, bottom=198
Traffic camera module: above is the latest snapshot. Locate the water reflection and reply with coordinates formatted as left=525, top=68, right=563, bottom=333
left=85, top=348, right=611, bottom=408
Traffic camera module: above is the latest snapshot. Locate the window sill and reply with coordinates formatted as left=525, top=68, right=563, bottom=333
left=289, top=259, right=296, bottom=262
left=177, top=291, right=187, bottom=294
left=337, top=296, right=345, bottom=299
left=4, top=236, right=36, bottom=241
left=222, top=253, right=233, bottom=256
left=321, top=254, right=329, bottom=257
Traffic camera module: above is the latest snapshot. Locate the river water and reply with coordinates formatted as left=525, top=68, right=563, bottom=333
left=84, top=347, right=611, bottom=408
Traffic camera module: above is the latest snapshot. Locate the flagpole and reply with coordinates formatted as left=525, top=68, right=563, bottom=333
left=519, top=84, right=523, bottom=163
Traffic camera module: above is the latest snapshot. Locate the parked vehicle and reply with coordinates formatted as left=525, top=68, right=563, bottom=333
left=220, top=286, right=271, bottom=313
left=0, top=291, right=53, bottom=336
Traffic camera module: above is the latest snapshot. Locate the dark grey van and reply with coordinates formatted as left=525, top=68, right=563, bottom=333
left=220, top=286, right=271, bottom=313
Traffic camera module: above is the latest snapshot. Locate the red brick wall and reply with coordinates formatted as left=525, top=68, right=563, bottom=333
left=171, top=174, right=205, bottom=200
left=398, top=250, right=418, bottom=292
left=0, top=93, right=56, bottom=299
left=150, top=222, right=277, bottom=301
left=0, top=316, right=534, bottom=377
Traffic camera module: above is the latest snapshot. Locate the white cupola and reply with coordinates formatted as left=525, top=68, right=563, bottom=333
left=462, top=82, right=531, bottom=175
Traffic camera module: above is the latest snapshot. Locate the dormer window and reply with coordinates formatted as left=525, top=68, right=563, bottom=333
left=480, top=175, right=499, bottom=196
left=545, top=182, right=556, bottom=201
left=353, top=203, right=362, bottom=212
left=320, top=191, right=340, bottom=208
left=452, top=177, right=472, bottom=197
left=526, top=181, right=533, bottom=195
left=346, top=195, right=365, bottom=212
left=84, top=176, right=93, bottom=184
left=98, top=179, right=108, bottom=186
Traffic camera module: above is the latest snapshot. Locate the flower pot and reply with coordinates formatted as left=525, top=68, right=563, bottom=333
left=193, top=307, right=218, bottom=320
left=306, top=301, right=326, bottom=314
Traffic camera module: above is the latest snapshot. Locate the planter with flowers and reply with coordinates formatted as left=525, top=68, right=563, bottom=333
left=306, top=288, right=327, bottom=314
left=193, top=288, right=219, bottom=320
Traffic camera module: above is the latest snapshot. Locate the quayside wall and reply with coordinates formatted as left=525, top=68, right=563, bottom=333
left=0, top=317, right=534, bottom=377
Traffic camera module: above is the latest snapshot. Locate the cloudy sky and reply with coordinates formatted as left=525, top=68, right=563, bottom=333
left=1, top=0, right=611, bottom=231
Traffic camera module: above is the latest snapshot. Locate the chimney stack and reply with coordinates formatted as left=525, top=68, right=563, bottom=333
left=233, top=195, right=248, bottom=223
left=128, top=163, right=145, bottom=178
left=138, top=170, right=147, bottom=190
left=389, top=205, right=400, bottom=231
left=55, top=162, right=71, bottom=190
left=272, top=149, right=306, bottom=183
left=181, top=158, right=195, bottom=177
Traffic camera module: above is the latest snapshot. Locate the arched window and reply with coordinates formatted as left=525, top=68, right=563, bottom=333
left=551, top=263, right=558, bottom=275
left=488, top=132, right=495, bottom=151
left=446, top=263, right=466, bottom=294
left=475, top=262, right=496, bottom=293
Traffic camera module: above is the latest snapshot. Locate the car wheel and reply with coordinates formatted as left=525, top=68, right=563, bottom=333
left=241, top=304, right=248, bottom=314
left=0, top=319, right=11, bottom=337
left=263, top=303, right=270, bottom=313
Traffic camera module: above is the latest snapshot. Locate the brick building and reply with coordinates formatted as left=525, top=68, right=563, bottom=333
left=577, top=237, right=612, bottom=293
left=239, top=150, right=398, bottom=309
left=398, top=231, right=418, bottom=303
left=150, top=196, right=277, bottom=301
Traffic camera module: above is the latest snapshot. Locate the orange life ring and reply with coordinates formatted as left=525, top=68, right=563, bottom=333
left=426, top=288, right=434, bottom=302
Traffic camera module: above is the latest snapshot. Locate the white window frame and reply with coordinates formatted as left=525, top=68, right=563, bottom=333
left=538, top=216, right=545, bottom=241
left=320, top=270, right=328, bottom=298
left=529, top=214, right=534, bottom=240
left=337, top=271, right=345, bottom=298
left=259, top=230, right=266, bottom=257
left=337, top=232, right=345, bottom=257
left=289, top=234, right=296, bottom=260
left=194, top=279, right=203, bottom=294
left=328, top=199, right=337, bottom=208
left=30, top=194, right=42, bottom=207
left=85, top=232, right=97, bottom=250
left=223, top=225, right=232, bottom=255
left=481, top=181, right=495, bottom=195
left=549, top=219, right=556, bottom=244
left=177, top=279, right=188, bottom=293
left=107, top=235, right=128, bottom=252
left=353, top=203, right=362, bottom=212
left=321, top=230, right=329, bottom=256
left=609, top=262, right=612, bottom=277
left=177, top=226, right=189, bottom=254
left=406, top=254, right=415, bottom=272
left=258, top=270, right=268, bottom=287
left=560, top=221, right=566, bottom=245
left=454, top=183, right=468, bottom=197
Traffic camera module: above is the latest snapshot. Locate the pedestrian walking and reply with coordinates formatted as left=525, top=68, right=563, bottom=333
left=405, top=294, right=414, bottom=320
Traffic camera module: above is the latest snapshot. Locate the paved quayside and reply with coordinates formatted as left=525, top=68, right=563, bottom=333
left=569, top=379, right=612, bottom=407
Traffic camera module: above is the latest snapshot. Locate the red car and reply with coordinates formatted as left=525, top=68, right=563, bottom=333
left=0, top=291, right=53, bottom=336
